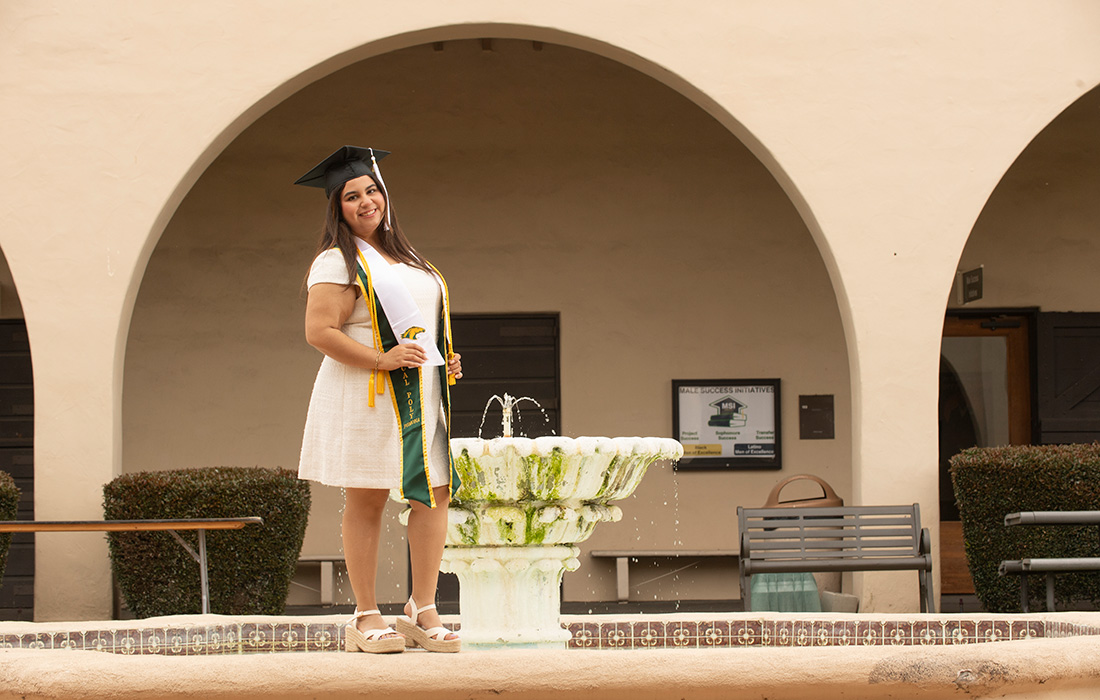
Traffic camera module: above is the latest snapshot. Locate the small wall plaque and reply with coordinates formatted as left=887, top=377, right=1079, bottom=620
left=956, top=266, right=984, bottom=305
left=799, top=394, right=834, bottom=440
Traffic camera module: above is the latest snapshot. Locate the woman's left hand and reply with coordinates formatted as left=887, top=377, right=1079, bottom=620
left=448, top=352, right=463, bottom=380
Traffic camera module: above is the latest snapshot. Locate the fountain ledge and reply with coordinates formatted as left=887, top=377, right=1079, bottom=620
left=4, top=614, right=1100, bottom=700
left=3, top=611, right=1099, bottom=654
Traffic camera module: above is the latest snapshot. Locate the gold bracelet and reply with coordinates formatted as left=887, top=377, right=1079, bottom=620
left=374, top=349, right=381, bottom=372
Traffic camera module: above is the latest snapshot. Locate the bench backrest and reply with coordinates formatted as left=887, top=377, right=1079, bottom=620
left=738, top=503, right=935, bottom=612
left=738, top=504, right=926, bottom=567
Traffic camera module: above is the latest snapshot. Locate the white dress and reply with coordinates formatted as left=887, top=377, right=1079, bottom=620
left=298, top=248, right=450, bottom=490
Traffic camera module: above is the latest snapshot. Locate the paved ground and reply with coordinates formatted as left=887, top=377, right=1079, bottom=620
left=3, top=636, right=1100, bottom=699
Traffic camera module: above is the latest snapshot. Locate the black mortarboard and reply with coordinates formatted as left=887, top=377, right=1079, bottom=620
left=294, top=146, right=391, bottom=198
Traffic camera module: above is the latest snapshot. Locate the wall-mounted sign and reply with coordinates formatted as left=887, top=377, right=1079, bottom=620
left=799, top=394, right=834, bottom=440
left=956, top=266, right=984, bottom=305
left=672, top=378, right=781, bottom=470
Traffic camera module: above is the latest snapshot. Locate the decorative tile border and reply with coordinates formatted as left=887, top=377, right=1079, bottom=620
left=563, top=617, right=1072, bottom=649
left=0, top=621, right=348, bottom=655
left=1, top=617, right=1096, bottom=655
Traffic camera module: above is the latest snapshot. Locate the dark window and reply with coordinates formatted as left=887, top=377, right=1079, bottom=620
left=1037, top=312, right=1100, bottom=444
left=448, top=313, right=560, bottom=438
left=430, top=313, right=560, bottom=610
left=0, top=319, right=33, bottom=621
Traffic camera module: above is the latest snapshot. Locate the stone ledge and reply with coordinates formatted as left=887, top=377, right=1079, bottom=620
left=3, top=637, right=1100, bottom=700
left=2, top=611, right=1098, bottom=655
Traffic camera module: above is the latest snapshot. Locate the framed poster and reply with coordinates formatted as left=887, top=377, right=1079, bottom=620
left=672, top=378, right=781, bottom=470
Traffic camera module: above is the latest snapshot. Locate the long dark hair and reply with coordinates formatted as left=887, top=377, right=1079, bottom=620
left=309, top=173, right=433, bottom=288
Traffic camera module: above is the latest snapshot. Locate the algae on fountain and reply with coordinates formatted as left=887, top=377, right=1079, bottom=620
left=437, top=435, right=683, bottom=649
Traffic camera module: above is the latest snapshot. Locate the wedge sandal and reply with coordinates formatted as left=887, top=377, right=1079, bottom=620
left=345, top=609, right=405, bottom=653
left=395, top=598, right=460, bottom=653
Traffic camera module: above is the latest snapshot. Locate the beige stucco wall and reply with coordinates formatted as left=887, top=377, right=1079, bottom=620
left=1, top=1, right=1098, bottom=620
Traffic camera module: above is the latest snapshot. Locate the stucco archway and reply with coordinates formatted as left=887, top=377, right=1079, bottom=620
left=0, top=249, right=32, bottom=621
left=936, top=82, right=1100, bottom=602
left=121, top=23, right=838, bottom=340
left=123, top=34, right=850, bottom=609
left=952, top=83, right=1100, bottom=315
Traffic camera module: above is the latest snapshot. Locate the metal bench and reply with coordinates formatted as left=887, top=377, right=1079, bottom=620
left=0, top=518, right=263, bottom=614
left=298, top=554, right=346, bottom=605
left=737, top=504, right=934, bottom=612
left=588, top=549, right=739, bottom=601
left=999, top=511, right=1100, bottom=613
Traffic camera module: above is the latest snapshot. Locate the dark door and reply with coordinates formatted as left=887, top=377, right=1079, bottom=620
left=1036, top=312, right=1100, bottom=444
left=0, top=320, right=33, bottom=620
left=448, top=313, right=561, bottom=438
left=422, top=313, right=561, bottom=610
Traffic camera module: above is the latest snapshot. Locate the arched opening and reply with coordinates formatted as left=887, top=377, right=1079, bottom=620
left=939, top=82, right=1100, bottom=607
left=0, top=247, right=32, bottom=621
left=123, top=37, right=848, bottom=611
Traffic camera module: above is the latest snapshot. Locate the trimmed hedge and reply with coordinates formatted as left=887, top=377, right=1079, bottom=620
left=0, top=471, right=17, bottom=586
left=950, top=444, right=1100, bottom=612
left=103, top=467, right=310, bottom=617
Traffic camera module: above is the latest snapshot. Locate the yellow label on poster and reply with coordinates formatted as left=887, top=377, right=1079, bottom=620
left=682, top=443, right=722, bottom=456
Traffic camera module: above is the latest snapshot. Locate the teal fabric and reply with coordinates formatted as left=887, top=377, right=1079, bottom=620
left=750, top=573, right=822, bottom=612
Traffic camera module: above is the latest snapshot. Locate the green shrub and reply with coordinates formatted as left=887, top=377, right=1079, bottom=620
left=950, top=444, right=1100, bottom=612
left=103, top=467, right=310, bottom=617
left=0, top=471, right=18, bottom=585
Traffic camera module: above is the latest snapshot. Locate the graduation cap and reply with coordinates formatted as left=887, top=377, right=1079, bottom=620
left=295, top=145, right=393, bottom=228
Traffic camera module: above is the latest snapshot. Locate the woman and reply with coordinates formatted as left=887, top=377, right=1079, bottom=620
left=296, top=146, right=462, bottom=654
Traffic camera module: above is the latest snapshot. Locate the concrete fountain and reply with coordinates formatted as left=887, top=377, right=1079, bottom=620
left=429, top=394, right=683, bottom=649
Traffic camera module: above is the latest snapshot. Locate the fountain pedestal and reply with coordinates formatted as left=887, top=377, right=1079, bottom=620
left=437, top=435, right=683, bottom=649
left=441, top=545, right=578, bottom=649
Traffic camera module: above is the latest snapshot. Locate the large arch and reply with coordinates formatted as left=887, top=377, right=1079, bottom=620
left=15, top=15, right=846, bottom=622
left=0, top=248, right=32, bottom=620
left=120, top=23, right=836, bottom=352
left=950, top=83, right=1100, bottom=315
left=122, top=35, right=851, bottom=608
left=938, top=82, right=1100, bottom=584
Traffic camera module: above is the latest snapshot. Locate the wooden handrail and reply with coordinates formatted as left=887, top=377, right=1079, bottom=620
left=0, top=517, right=264, bottom=614
left=0, top=518, right=263, bottom=533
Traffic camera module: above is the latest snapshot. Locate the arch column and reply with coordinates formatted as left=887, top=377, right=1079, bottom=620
left=781, top=187, right=957, bottom=612
left=846, top=277, right=947, bottom=612
left=30, top=322, right=126, bottom=621
left=0, top=228, right=143, bottom=620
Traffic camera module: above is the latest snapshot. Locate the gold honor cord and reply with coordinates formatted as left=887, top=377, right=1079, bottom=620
left=426, top=260, right=460, bottom=494
left=354, top=249, right=390, bottom=408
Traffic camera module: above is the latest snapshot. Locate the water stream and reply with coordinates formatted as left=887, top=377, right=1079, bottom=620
left=478, top=393, right=555, bottom=438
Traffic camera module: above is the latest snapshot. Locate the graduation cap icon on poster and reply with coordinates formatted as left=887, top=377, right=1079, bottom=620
left=708, top=396, right=747, bottom=427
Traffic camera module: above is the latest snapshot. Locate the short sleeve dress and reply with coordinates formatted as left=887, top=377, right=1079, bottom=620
left=298, top=248, right=450, bottom=490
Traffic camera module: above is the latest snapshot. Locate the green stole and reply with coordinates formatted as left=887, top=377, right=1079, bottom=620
left=353, top=249, right=460, bottom=508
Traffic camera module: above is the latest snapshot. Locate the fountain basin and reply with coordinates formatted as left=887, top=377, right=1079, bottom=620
left=446, top=436, right=682, bottom=546
left=438, top=435, right=683, bottom=649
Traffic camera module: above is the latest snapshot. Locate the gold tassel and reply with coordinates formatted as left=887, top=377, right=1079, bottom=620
left=368, top=371, right=376, bottom=408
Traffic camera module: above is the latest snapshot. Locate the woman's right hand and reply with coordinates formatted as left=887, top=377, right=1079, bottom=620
left=377, top=343, right=428, bottom=371
left=306, top=284, right=426, bottom=372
